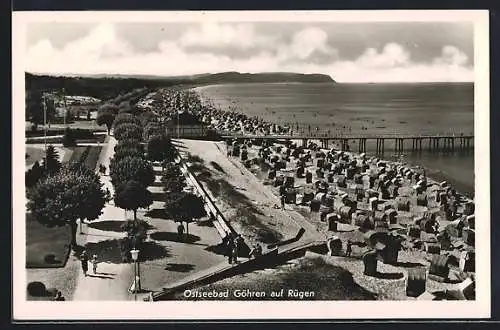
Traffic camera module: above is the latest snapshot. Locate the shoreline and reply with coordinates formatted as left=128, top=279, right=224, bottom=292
left=192, top=86, right=474, bottom=200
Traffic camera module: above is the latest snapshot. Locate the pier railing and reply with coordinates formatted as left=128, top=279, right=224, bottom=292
left=216, top=130, right=474, bottom=153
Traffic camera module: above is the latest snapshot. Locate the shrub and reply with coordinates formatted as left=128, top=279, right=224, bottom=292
left=27, top=281, right=47, bottom=297
left=62, top=128, right=77, bottom=147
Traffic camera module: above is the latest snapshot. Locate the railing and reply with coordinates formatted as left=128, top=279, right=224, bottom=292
left=217, top=130, right=474, bottom=140
left=175, top=154, right=235, bottom=240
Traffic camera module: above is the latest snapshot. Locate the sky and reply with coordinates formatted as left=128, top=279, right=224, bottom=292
left=24, top=21, right=474, bottom=83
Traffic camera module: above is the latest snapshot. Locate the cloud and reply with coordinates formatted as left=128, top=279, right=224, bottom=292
left=433, top=45, right=469, bottom=66
left=179, top=23, right=275, bottom=50
left=280, top=27, right=337, bottom=60
left=25, top=23, right=474, bottom=83
left=356, top=43, right=410, bottom=68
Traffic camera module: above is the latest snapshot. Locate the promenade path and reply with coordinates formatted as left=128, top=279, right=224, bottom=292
left=175, top=139, right=325, bottom=250
left=71, top=135, right=229, bottom=301
left=72, top=135, right=133, bottom=301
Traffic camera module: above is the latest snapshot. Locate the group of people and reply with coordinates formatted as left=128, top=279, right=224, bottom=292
left=224, top=233, right=244, bottom=264
left=79, top=250, right=99, bottom=276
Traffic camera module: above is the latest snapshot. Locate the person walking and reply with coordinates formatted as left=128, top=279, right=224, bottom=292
left=177, top=223, right=185, bottom=242
left=91, top=254, right=99, bottom=274
left=280, top=194, right=286, bottom=210
left=226, top=236, right=235, bottom=264
left=54, top=291, right=65, bottom=301
left=80, top=250, right=89, bottom=277
left=346, top=240, right=352, bottom=257
left=234, top=234, right=243, bottom=263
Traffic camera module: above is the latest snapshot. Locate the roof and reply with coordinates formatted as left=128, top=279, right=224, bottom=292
left=166, top=111, right=203, bottom=127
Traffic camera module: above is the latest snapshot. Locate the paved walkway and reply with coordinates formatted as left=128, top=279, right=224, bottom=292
left=71, top=136, right=233, bottom=301
left=72, top=135, right=135, bottom=301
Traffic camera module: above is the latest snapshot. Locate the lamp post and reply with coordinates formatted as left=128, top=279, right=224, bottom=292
left=130, top=249, right=140, bottom=301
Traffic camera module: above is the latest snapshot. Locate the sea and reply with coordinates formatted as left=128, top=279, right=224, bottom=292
left=194, top=82, right=475, bottom=197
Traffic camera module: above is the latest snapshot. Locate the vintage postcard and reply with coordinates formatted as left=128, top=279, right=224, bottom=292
left=12, top=10, right=490, bottom=320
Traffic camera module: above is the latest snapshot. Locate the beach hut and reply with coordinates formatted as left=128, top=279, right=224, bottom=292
left=317, top=181, right=329, bottom=193
left=464, top=202, right=475, bottom=216
left=302, top=188, right=315, bottom=204
left=284, top=176, right=295, bottom=188
left=326, top=236, right=343, bottom=256
left=465, top=215, right=475, bottom=230
left=310, top=199, right=321, bottom=212
left=362, top=251, right=378, bottom=276
left=279, top=185, right=287, bottom=196
left=419, top=217, right=438, bottom=234
left=416, top=194, right=428, bottom=207
left=327, top=214, right=340, bottom=231
left=323, top=195, right=334, bottom=207
left=459, top=251, right=475, bottom=272
left=385, top=209, right=398, bottom=224
left=369, top=197, right=379, bottom=211
left=424, top=242, right=441, bottom=254
left=274, top=175, right=285, bottom=187
left=429, top=255, right=452, bottom=281
left=463, top=228, right=475, bottom=246
left=314, top=192, right=327, bottom=204
left=373, top=211, right=389, bottom=230
left=285, top=188, right=297, bottom=204
left=241, top=149, right=248, bottom=161
left=445, top=218, right=465, bottom=238
left=336, top=175, right=347, bottom=188
left=338, top=206, right=354, bottom=224
left=395, top=196, right=411, bottom=212
left=407, top=225, right=421, bottom=239
left=438, top=192, right=448, bottom=206
left=406, top=267, right=427, bottom=297
left=354, top=213, right=374, bottom=230
left=296, top=166, right=305, bottom=178
left=305, top=171, right=313, bottom=184
left=355, top=187, right=365, bottom=201
left=353, top=173, right=363, bottom=185
left=379, top=187, right=390, bottom=200
left=346, top=167, right=356, bottom=180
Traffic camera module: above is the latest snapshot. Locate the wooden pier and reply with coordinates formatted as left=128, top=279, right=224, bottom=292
left=220, top=132, right=474, bottom=154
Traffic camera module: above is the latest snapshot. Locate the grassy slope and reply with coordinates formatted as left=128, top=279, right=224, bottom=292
left=26, top=213, right=71, bottom=268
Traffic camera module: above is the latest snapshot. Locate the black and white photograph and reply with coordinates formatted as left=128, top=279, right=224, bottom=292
left=12, top=10, right=490, bottom=319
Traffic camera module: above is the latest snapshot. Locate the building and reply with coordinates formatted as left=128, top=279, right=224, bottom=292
left=165, top=111, right=212, bottom=138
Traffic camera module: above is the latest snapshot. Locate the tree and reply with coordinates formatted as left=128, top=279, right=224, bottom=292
left=118, top=101, right=132, bottom=114
left=26, top=90, right=43, bottom=130
left=109, top=155, right=155, bottom=188
left=114, top=138, right=143, bottom=154
left=27, top=162, right=106, bottom=249
left=113, top=123, right=143, bottom=141
left=25, top=161, right=43, bottom=188
left=114, top=180, right=153, bottom=224
left=112, top=113, right=141, bottom=129
left=147, top=134, right=176, bottom=163
left=161, top=162, right=186, bottom=193
left=165, top=192, right=206, bottom=235
left=143, top=121, right=164, bottom=141
left=138, top=111, right=156, bottom=128
left=62, top=127, right=77, bottom=147
left=113, top=147, right=145, bottom=162
left=99, top=103, right=119, bottom=115
left=42, top=145, right=61, bottom=176
left=96, top=111, right=115, bottom=135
